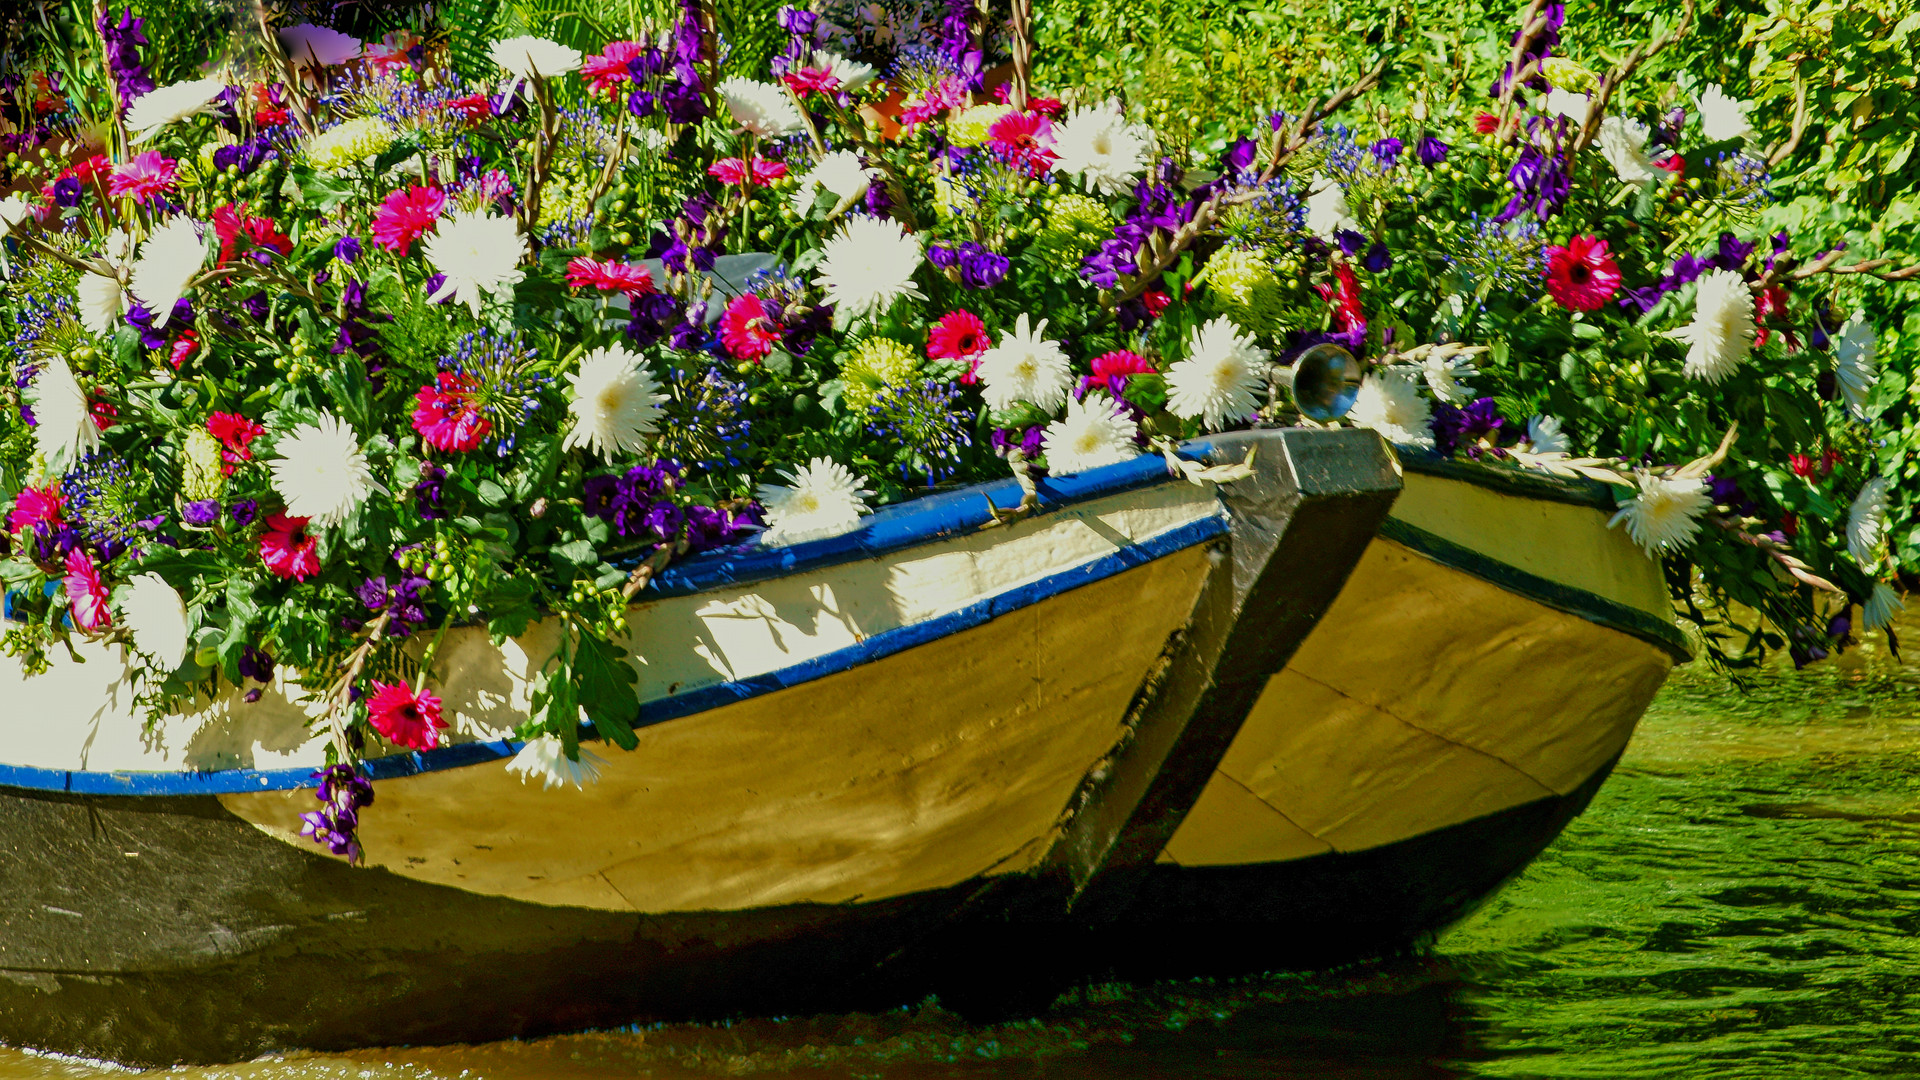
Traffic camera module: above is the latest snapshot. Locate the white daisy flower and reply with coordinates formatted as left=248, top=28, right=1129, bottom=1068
left=269, top=412, right=377, bottom=528
left=1544, top=88, right=1591, bottom=126
left=125, top=77, right=226, bottom=141
left=1412, top=352, right=1478, bottom=403
left=0, top=193, right=33, bottom=240
left=1051, top=101, right=1155, bottom=197
left=1668, top=269, right=1755, bottom=385
left=1863, top=582, right=1906, bottom=633
left=129, top=217, right=210, bottom=330
left=1609, top=472, right=1712, bottom=556
left=790, top=149, right=877, bottom=215
left=1696, top=84, right=1753, bottom=143
left=29, top=357, right=100, bottom=469
left=76, top=272, right=124, bottom=337
left=758, top=457, right=873, bottom=545
left=1525, top=414, right=1570, bottom=454
left=1166, top=317, right=1270, bottom=430
left=507, top=735, right=607, bottom=791
left=1834, top=314, right=1878, bottom=419
left=424, top=210, right=527, bottom=315
left=975, top=314, right=1072, bottom=413
left=1304, top=176, right=1356, bottom=239
left=718, top=76, right=803, bottom=138
left=562, top=345, right=667, bottom=459
left=1847, top=476, right=1891, bottom=569
left=120, top=573, right=190, bottom=668
left=490, top=35, right=582, bottom=80
left=1348, top=373, right=1434, bottom=448
left=813, top=50, right=875, bottom=93
left=279, top=23, right=362, bottom=68
left=1596, top=116, right=1660, bottom=184
left=814, top=215, right=925, bottom=321
left=1043, top=392, right=1141, bottom=475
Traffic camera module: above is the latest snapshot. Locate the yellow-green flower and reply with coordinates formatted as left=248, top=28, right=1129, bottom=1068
left=181, top=428, right=225, bottom=501
left=840, top=337, right=920, bottom=412
left=1540, top=58, right=1597, bottom=92
left=306, top=117, right=396, bottom=173
left=1031, top=193, right=1114, bottom=273
left=1206, top=248, right=1286, bottom=335
left=949, top=103, right=1012, bottom=148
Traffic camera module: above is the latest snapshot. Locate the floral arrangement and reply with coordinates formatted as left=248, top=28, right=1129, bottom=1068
left=0, top=0, right=1908, bottom=858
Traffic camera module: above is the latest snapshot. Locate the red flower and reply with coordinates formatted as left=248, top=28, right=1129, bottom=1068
left=720, top=294, right=781, bottom=361
left=1657, top=155, right=1685, bottom=178
left=583, top=41, right=645, bottom=95
left=1544, top=236, right=1622, bottom=312
left=1473, top=111, right=1500, bottom=134
left=1319, top=263, right=1364, bottom=329
left=1027, top=96, right=1065, bottom=118
left=987, top=111, right=1056, bottom=174
left=1781, top=512, right=1799, bottom=539
left=367, top=682, right=447, bottom=751
left=782, top=67, right=841, bottom=97
left=372, top=184, right=446, bottom=255
left=260, top=512, right=321, bottom=581
left=411, top=372, right=492, bottom=452
left=212, top=203, right=293, bottom=267
left=63, top=549, right=111, bottom=632
left=107, top=151, right=177, bottom=204
left=1754, top=284, right=1791, bottom=349
left=70, top=154, right=111, bottom=183
left=167, top=330, right=198, bottom=370
left=89, top=398, right=117, bottom=431
left=443, top=93, right=492, bottom=121
left=208, top=411, right=265, bottom=473
left=9, top=484, right=62, bottom=533
left=1141, top=287, right=1173, bottom=319
left=566, top=257, right=655, bottom=297
left=928, top=309, right=990, bottom=368
left=708, top=157, right=791, bottom=186
left=1788, top=453, right=1815, bottom=478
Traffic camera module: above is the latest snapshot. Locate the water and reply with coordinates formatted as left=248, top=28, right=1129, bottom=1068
left=4, top=651, right=1917, bottom=1078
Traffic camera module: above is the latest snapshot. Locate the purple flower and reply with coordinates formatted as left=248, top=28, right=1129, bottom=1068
left=929, top=241, right=1009, bottom=289
left=1710, top=232, right=1756, bottom=272
left=413, top=462, right=447, bottom=519
left=1362, top=241, right=1392, bottom=273
left=182, top=499, right=220, bottom=527
left=1370, top=138, right=1404, bottom=167
left=238, top=644, right=276, bottom=682
left=684, top=503, right=764, bottom=552
left=1431, top=398, right=1506, bottom=458
left=1334, top=229, right=1367, bottom=257
left=358, top=573, right=431, bottom=635
left=97, top=7, right=155, bottom=114
left=50, top=176, right=82, bottom=207
left=302, top=764, right=374, bottom=863
left=991, top=426, right=1045, bottom=459
left=334, top=236, right=363, bottom=264
left=1417, top=136, right=1450, bottom=167
left=229, top=499, right=257, bottom=526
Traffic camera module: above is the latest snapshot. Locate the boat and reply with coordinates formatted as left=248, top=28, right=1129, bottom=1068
left=0, top=424, right=1684, bottom=1065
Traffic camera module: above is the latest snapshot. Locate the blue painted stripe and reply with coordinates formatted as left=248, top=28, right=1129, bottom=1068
left=0, top=514, right=1228, bottom=797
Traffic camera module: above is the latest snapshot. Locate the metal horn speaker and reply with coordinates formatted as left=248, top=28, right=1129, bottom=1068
left=1288, top=342, right=1364, bottom=421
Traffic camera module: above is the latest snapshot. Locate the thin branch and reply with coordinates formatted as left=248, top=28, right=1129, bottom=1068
left=1008, top=0, right=1034, bottom=113
left=1570, top=0, right=1695, bottom=156
left=1767, top=76, right=1809, bottom=167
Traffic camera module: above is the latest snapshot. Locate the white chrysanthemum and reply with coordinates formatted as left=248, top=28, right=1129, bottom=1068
left=490, top=35, right=582, bottom=80
left=120, top=573, right=189, bottom=668
left=718, top=76, right=803, bottom=138
left=269, top=413, right=376, bottom=528
left=1413, top=353, right=1478, bottom=403
left=129, top=217, right=209, bottom=330
left=1166, top=317, right=1270, bottom=430
left=1668, top=269, right=1755, bottom=384
left=1526, top=414, right=1570, bottom=454
left=1697, top=84, right=1753, bottom=143
left=1348, top=373, right=1433, bottom=448
left=1051, top=101, right=1154, bottom=197
left=562, top=345, right=667, bottom=458
left=1043, top=393, right=1141, bottom=475
left=424, top=210, right=527, bottom=315
left=1545, top=88, right=1591, bottom=126
left=790, top=149, right=877, bottom=214
left=0, top=193, right=32, bottom=241
left=814, top=215, right=924, bottom=321
left=758, top=457, right=873, bottom=545
left=76, top=272, right=124, bottom=337
left=125, top=77, right=226, bottom=141
left=815, top=50, right=874, bottom=93
left=1847, top=476, right=1891, bottom=568
left=1304, top=176, right=1355, bottom=239
left=1863, top=582, right=1906, bottom=633
left=975, top=314, right=1072, bottom=413
left=1835, top=313, right=1878, bottom=419
left=1596, top=116, right=1660, bottom=184
left=506, top=735, right=607, bottom=791
left=280, top=23, right=362, bottom=67
left=29, top=357, right=99, bottom=469
left=1609, top=472, right=1711, bottom=556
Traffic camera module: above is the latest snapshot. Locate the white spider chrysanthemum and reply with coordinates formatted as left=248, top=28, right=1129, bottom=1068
left=279, top=23, right=362, bottom=67
left=1042, top=393, right=1141, bottom=475
left=269, top=413, right=376, bottom=528
left=120, top=573, right=189, bottom=668
left=1526, top=414, right=1570, bottom=454
left=1834, top=314, right=1878, bottom=419
left=1696, top=84, right=1753, bottom=143
left=1863, top=582, right=1906, bottom=633
left=718, top=76, right=803, bottom=137
left=975, top=314, right=1072, bottom=413
left=506, top=735, right=607, bottom=791
left=1545, top=88, right=1591, bottom=126
left=125, top=77, right=226, bottom=141
left=1668, top=269, right=1755, bottom=384
left=1847, top=476, right=1891, bottom=569
left=29, top=358, right=99, bottom=469
left=562, top=345, right=667, bottom=458
left=1051, top=101, right=1154, bottom=196
left=758, top=457, right=873, bottom=545
left=424, top=210, right=527, bottom=315
left=490, top=35, right=582, bottom=80
left=1304, top=176, right=1356, bottom=239
left=790, top=149, right=877, bottom=214
left=814, top=215, right=924, bottom=321
left=1166, top=317, right=1270, bottom=430
left=1348, top=373, right=1433, bottom=448
left=129, top=217, right=209, bottom=330
left=76, top=272, right=124, bottom=337
left=1412, top=353, right=1478, bottom=403
left=1596, top=116, right=1660, bottom=184
left=1609, top=472, right=1711, bottom=556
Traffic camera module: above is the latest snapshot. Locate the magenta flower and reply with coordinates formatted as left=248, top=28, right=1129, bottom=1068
left=107, top=151, right=177, bottom=204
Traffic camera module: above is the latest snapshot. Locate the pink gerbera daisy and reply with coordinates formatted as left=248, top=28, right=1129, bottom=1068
left=782, top=67, right=840, bottom=97
left=107, top=151, right=178, bottom=205
left=565, top=256, right=655, bottom=297
left=987, top=111, right=1056, bottom=174
left=720, top=294, right=781, bottom=361
left=366, top=682, right=447, bottom=751
left=9, top=484, right=63, bottom=533
left=64, top=549, right=111, bottom=632
left=583, top=41, right=646, bottom=95
left=411, top=372, right=491, bottom=452
left=260, top=512, right=321, bottom=581
left=707, top=157, right=790, bottom=187
left=1544, top=235, right=1622, bottom=312
left=928, top=310, right=991, bottom=383
left=371, top=184, right=446, bottom=255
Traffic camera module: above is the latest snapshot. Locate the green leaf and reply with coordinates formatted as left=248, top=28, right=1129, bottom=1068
left=551, top=539, right=598, bottom=568
left=575, top=633, right=640, bottom=751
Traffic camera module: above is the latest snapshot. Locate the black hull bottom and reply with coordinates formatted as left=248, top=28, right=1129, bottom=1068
left=0, top=757, right=1613, bottom=1065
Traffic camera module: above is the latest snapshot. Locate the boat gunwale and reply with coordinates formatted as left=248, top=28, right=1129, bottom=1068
left=1394, top=446, right=1621, bottom=511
